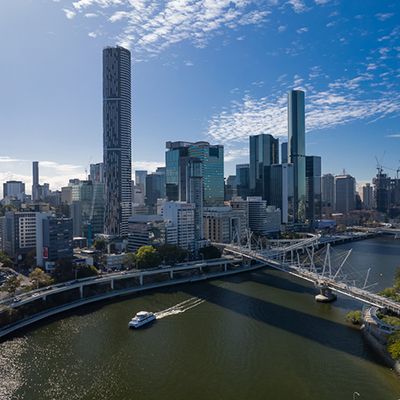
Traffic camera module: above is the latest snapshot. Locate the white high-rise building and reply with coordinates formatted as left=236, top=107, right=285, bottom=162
left=247, top=197, right=281, bottom=235
left=161, top=202, right=195, bottom=251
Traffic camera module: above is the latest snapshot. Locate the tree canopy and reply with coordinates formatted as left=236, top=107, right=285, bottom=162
left=158, top=244, right=188, bottom=265
left=29, top=268, right=53, bottom=288
left=94, top=238, right=106, bottom=251
left=199, top=245, right=222, bottom=260
left=123, top=253, right=136, bottom=269
left=53, top=259, right=98, bottom=282
left=0, top=251, right=13, bottom=269
left=135, top=246, right=161, bottom=269
left=1, top=275, right=21, bottom=295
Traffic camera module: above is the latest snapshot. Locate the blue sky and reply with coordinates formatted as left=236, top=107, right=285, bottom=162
left=0, top=0, right=399, bottom=195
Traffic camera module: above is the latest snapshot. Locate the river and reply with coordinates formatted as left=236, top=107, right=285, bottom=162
left=1, top=237, right=400, bottom=400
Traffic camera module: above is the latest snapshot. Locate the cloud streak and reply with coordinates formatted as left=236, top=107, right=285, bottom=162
left=60, top=0, right=272, bottom=55
left=206, top=72, right=400, bottom=146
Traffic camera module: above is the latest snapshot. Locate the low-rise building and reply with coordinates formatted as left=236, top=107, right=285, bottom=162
left=127, top=215, right=165, bottom=252
left=203, top=206, right=247, bottom=244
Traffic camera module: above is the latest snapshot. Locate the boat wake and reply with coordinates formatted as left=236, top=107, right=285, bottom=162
left=155, top=297, right=205, bottom=320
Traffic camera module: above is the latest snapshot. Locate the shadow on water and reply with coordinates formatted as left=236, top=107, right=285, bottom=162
left=1, top=267, right=386, bottom=368
left=180, top=272, right=387, bottom=367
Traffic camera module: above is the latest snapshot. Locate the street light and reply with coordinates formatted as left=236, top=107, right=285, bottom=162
left=353, top=392, right=360, bottom=400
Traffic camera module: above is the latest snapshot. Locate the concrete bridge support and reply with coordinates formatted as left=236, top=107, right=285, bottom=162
left=315, top=285, right=337, bottom=303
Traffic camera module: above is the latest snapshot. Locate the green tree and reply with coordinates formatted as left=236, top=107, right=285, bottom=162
left=0, top=251, right=13, bottom=269
left=1, top=275, right=21, bottom=295
left=135, top=246, right=161, bottom=269
left=94, top=238, right=106, bottom=251
left=53, top=259, right=75, bottom=282
left=158, top=244, right=188, bottom=265
left=199, top=245, right=222, bottom=260
left=53, top=260, right=98, bottom=282
left=394, top=267, right=400, bottom=291
left=345, top=310, right=362, bottom=325
left=76, top=264, right=99, bottom=279
left=387, top=331, right=400, bottom=360
left=123, top=253, right=136, bottom=269
left=29, top=268, right=53, bottom=289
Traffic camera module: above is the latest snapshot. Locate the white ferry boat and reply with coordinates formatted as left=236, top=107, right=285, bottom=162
left=128, top=311, right=156, bottom=329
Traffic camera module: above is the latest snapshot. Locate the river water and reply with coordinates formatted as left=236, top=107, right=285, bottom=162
left=1, top=237, right=400, bottom=400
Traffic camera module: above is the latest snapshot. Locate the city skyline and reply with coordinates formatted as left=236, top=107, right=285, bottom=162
left=0, top=0, right=399, bottom=196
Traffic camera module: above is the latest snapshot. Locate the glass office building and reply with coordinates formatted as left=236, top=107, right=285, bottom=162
left=165, top=141, right=224, bottom=207
left=305, top=156, right=322, bottom=223
left=249, top=134, right=279, bottom=198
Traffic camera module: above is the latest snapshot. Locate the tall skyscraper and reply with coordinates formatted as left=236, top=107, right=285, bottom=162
left=249, top=134, right=279, bottom=198
left=264, top=163, right=294, bottom=224
left=89, top=163, right=104, bottom=183
left=305, top=156, right=322, bottom=223
left=322, top=173, right=335, bottom=213
left=362, top=183, right=374, bottom=210
left=32, top=161, right=40, bottom=202
left=335, top=174, right=356, bottom=213
left=281, top=142, right=288, bottom=164
left=103, top=46, right=132, bottom=236
left=135, top=170, right=148, bottom=193
left=236, top=163, right=250, bottom=199
left=288, top=90, right=306, bottom=223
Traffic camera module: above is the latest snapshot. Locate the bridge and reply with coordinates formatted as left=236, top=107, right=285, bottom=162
left=217, top=233, right=400, bottom=314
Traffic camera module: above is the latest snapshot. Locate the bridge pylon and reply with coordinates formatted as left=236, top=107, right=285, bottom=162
left=315, top=281, right=337, bottom=303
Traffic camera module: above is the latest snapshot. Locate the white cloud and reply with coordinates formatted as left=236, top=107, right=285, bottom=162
left=287, top=0, right=307, bottom=13
left=296, top=27, right=308, bottom=34
left=278, top=25, right=287, bottom=33
left=60, top=0, right=274, bottom=54
left=375, top=13, right=394, bottom=22
left=0, top=160, right=86, bottom=196
left=88, top=31, right=98, bottom=38
left=224, top=147, right=249, bottom=162
left=133, top=161, right=164, bottom=173
left=63, top=8, right=76, bottom=19
left=386, top=134, right=400, bottom=138
left=315, top=0, right=330, bottom=4
left=0, top=156, right=26, bottom=163
left=206, top=71, right=400, bottom=148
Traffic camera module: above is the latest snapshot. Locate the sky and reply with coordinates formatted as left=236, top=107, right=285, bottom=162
left=0, top=0, right=399, bottom=196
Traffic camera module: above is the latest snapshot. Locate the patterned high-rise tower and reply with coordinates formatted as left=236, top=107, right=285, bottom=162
left=103, top=46, right=132, bottom=236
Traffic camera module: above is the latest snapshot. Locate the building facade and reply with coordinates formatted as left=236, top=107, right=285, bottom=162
left=165, top=141, right=224, bottom=207
left=249, top=134, right=279, bottom=198
left=305, top=156, right=322, bottom=223
left=322, top=173, right=335, bottom=214
left=103, top=46, right=132, bottom=236
left=36, top=215, right=73, bottom=269
left=288, top=90, right=306, bottom=223
left=161, top=201, right=195, bottom=251
left=335, top=175, right=356, bottom=213
left=3, top=181, right=25, bottom=202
